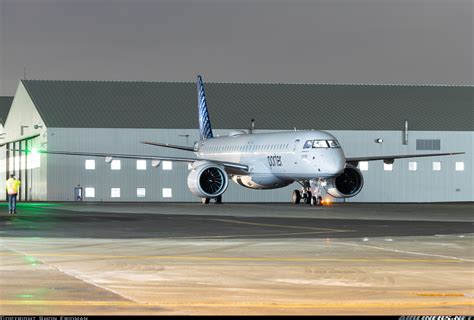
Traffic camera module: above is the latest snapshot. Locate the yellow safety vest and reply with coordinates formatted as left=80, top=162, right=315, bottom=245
left=6, top=178, right=21, bottom=195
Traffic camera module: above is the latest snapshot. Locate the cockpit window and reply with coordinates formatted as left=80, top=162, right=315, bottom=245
left=311, top=139, right=341, bottom=148
left=303, top=140, right=313, bottom=149
left=312, top=140, right=328, bottom=148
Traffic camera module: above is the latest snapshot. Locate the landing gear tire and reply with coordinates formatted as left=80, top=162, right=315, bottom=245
left=201, top=198, right=210, bottom=204
left=305, top=191, right=312, bottom=205
left=311, top=196, right=323, bottom=206
left=291, top=190, right=301, bottom=204
left=214, top=195, right=222, bottom=204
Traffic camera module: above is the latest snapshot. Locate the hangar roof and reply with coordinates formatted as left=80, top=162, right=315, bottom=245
left=21, top=80, right=473, bottom=131
left=0, top=96, right=13, bottom=126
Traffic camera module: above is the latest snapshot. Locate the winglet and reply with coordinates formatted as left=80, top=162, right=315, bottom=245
left=197, top=75, right=214, bottom=140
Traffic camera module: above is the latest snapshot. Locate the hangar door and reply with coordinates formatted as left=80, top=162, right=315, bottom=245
left=4, top=136, right=39, bottom=202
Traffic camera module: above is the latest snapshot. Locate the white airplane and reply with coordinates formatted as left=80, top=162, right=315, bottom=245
left=31, top=76, right=464, bottom=206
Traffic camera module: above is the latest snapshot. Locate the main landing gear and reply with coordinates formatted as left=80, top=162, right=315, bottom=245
left=201, top=195, right=222, bottom=204
left=291, top=180, right=324, bottom=207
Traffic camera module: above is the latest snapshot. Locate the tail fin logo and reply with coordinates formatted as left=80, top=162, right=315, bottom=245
left=197, top=75, right=214, bottom=140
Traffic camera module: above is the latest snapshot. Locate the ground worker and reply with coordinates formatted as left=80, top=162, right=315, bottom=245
left=6, top=174, right=21, bottom=214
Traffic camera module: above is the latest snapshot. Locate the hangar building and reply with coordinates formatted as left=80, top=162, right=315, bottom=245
left=1, top=80, right=472, bottom=203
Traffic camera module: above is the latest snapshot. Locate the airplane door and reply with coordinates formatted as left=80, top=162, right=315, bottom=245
left=292, top=139, right=301, bottom=168
left=293, top=139, right=300, bottom=152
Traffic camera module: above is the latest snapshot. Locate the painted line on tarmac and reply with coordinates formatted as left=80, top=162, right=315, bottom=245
left=0, top=299, right=472, bottom=309
left=201, top=218, right=354, bottom=233
left=0, top=252, right=464, bottom=263
left=0, top=244, right=141, bottom=304
left=416, top=293, right=467, bottom=297
left=167, top=230, right=350, bottom=239
left=333, top=241, right=474, bottom=262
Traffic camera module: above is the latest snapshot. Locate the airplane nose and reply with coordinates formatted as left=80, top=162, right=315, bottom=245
left=331, top=150, right=346, bottom=175
left=333, top=157, right=345, bottom=175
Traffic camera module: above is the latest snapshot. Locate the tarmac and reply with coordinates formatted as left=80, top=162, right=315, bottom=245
left=0, top=202, right=472, bottom=315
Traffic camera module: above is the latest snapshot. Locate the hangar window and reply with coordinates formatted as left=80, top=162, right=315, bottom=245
left=162, top=161, right=172, bottom=170
left=162, top=188, right=172, bottom=198
left=455, top=162, right=464, bottom=171
left=111, top=188, right=120, bottom=198
left=359, top=161, right=368, bottom=171
left=85, top=187, right=95, bottom=198
left=85, top=159, right=95, bottom=170
left=432, top=162, right=441, bottom=171
left=136, top=160, right=147, bottom=170
left=111, top=160, right=121, bottom=170
left=416, top=139, right=441, bottom=150
left=27, top=151, right=41, bottom=169
left=409, top=162, right=417, bottom=171
left=384, top=163, right=393, bottom=171
left=137, top=188, right=146, bottom=198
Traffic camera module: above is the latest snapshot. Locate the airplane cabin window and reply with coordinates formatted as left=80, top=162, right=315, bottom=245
left=327, top=140, right=341, bottom=148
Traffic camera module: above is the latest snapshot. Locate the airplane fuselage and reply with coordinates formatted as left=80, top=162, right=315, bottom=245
left=196, top=130, right=346, bottom=189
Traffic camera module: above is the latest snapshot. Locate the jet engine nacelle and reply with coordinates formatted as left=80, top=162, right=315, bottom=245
left=324, top=164, right=364, bottom=198
left=187, top=161, right=229, bottom=198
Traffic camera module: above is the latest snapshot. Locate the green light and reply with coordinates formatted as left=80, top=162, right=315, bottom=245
left=15, top=294, right=34, bottom=299
left=24, top=256, right=40, bottom=267
left=18, top=202, right=62, bottom=207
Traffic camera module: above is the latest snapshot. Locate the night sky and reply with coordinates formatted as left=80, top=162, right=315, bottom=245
left=0, top=0, right=472, bottom=96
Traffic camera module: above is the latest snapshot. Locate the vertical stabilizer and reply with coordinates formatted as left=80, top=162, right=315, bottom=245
left=197, top=75, right=214, bottom=140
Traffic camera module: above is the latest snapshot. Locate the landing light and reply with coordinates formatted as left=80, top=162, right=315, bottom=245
left=322, top=198, right=332, bottom=205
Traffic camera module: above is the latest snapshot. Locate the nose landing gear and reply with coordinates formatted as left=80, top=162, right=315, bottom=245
left=292, top=180, right=325, bottom=207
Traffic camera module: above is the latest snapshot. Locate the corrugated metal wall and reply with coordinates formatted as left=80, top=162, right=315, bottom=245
left=46, top=128, right=472, bottom=203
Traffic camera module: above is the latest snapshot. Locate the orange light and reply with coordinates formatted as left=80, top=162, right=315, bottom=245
left=321, top=198, right=331, bottom=205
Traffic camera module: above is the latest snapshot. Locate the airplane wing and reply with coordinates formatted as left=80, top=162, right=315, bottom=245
left=346, top=152, right=465, bottom=165
left=15, top=149, right=248, bottom=173
left=140, top=141, right=196, bottom=152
